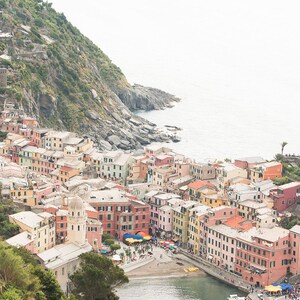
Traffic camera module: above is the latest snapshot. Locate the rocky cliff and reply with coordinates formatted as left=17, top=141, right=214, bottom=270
left=0, top=0, right=179, bottom=150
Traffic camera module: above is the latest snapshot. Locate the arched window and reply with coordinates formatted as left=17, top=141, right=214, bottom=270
left=78, top=225, right=80, bottom=231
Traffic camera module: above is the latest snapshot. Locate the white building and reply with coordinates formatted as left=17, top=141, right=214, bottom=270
left=37, top=195, right=92, bottom=293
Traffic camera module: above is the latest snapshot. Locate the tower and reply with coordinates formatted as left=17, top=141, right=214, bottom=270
left=67, top=195, right=87, bottom=246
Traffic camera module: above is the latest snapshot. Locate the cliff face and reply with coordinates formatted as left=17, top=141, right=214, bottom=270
left=0, top=0, right=179, bottom=150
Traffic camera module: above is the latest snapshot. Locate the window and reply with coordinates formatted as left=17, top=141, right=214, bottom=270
left=107, top=214, right=111, bottom=220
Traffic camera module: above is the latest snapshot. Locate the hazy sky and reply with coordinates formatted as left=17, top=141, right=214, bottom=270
left=50, top=0, right=300, bottom=159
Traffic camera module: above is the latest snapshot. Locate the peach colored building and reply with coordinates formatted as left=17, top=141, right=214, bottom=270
left=58, top=166, right=80, bottom=183
left=290, top=225, right=300, bottom=276
left=127, top=155, right=148, bottom=184
left=206, top=216, right=253, bottom=271
left=236, top=226, right=291, bottom=287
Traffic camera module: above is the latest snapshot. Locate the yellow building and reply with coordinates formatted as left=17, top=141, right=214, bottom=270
left=8, top=211, right=56, bottom=253
left=201, top=193, right=228, bottom=208
left=11, top=188, right=35, bottom=206
left=188, top=205, right=210, bottom=253
left=172, top=201, right=199, bottom=246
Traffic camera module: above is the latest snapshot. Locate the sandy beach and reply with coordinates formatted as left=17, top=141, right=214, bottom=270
left=125, top=250, right=205, bottom=279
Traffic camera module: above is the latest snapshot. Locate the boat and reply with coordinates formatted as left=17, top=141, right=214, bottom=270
left=227, top=295, right=245, bottom=300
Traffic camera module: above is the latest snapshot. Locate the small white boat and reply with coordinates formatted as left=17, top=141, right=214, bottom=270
left=227, top=295, right=245, bottom=300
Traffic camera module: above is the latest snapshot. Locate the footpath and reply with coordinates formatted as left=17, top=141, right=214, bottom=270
left=178, top=250, right=250, bottom=293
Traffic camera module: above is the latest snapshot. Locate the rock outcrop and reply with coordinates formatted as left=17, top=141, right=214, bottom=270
left=0, top=0, right=180, bottom=151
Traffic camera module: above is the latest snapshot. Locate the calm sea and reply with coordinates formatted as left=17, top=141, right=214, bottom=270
left=51, top=0, right=300, bottom=160
left=116, top=276, right=246, bottom=300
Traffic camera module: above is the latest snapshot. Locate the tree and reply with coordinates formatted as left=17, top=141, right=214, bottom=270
left=105, top=239, right=115, bottom=246
left=0, top=243, right=42, bottom=299
left=102, top=233, right=113, bottom=242
left=0, top=244, right=65, bottom=299
left=69, top=252, right=128, bottom=300
left=274, top=153, right=284, bottom=162
left=32, top=266, right=65, bottom=300
left=110, top=244, right=121, bottom=251
left=281, top=141, right=288, bottom=155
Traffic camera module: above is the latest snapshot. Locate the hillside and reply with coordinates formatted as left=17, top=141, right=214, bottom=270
left=0, top=0, right=179, bottom=150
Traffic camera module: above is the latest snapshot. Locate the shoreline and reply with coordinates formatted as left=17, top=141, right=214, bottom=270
left=123, top=248, right=205, bottom=279
left=123, top=249, right=249, bottom=294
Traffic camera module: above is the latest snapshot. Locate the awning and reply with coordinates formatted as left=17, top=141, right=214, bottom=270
left=132, top=234, right=143, bottom=240
left=123, top=233, right=132, bottom=240
left=125, top=238, right=135, bottom=243
left=264, top=285, right=282, bottom=293
left=272, top=283, right=293, bottom=291
left=136, top=231, right=147, bottom=237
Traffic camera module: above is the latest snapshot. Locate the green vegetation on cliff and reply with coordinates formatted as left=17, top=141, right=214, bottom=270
left=0, top=0, right=132, bottom=131
left=0, top=243, right=65, bottom=299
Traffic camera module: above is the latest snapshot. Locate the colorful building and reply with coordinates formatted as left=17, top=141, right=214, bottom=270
left=269, top=182, right=300, bottom=212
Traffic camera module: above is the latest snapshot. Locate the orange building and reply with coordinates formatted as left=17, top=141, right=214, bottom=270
left=58, top=166, right=80, bottom=183
left=249, top=162, right=282, bottom=182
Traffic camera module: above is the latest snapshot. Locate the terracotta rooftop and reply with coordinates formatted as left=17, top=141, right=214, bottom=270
left=188, top=180, right=215, bottom=190
left=60, top=166, right=74, bottom=172
left=224, top=216, right=253, bottom=231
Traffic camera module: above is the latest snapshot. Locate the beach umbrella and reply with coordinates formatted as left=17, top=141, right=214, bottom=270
left=264, top=285, right=281, bottom=293
left=136, top=231, right=147, bottom=237
left=123, top=233, right=132, bottom=240
left=125, top=238, right=135, bottom=243
left=133, top=234, right=143, bottom=240
left=279, top=284, right=292, bottom=291
left=143, top=235, right=151, bottom=241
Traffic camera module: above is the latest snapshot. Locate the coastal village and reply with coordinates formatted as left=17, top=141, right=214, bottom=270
left=0, top=101, right=299, bottom=299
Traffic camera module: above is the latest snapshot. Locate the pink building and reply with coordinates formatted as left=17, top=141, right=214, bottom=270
left=158, top=205, right=173, bottom=237
left=154, top=154, right=174, bottom=167
left=147, top=193, right=180, bottom=235
left=236, top=226, right=291, bottom=287
left=30, top=128, right=48, bottom=148
left=269, top=182, right=300, bottom=212
left=198, top=206, right=238, bottom=257
left=87, top=218, right=103, bottom=250
left=34, top=182, right=57, bottom=204
left=44, top=206, right=68, bottom=243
